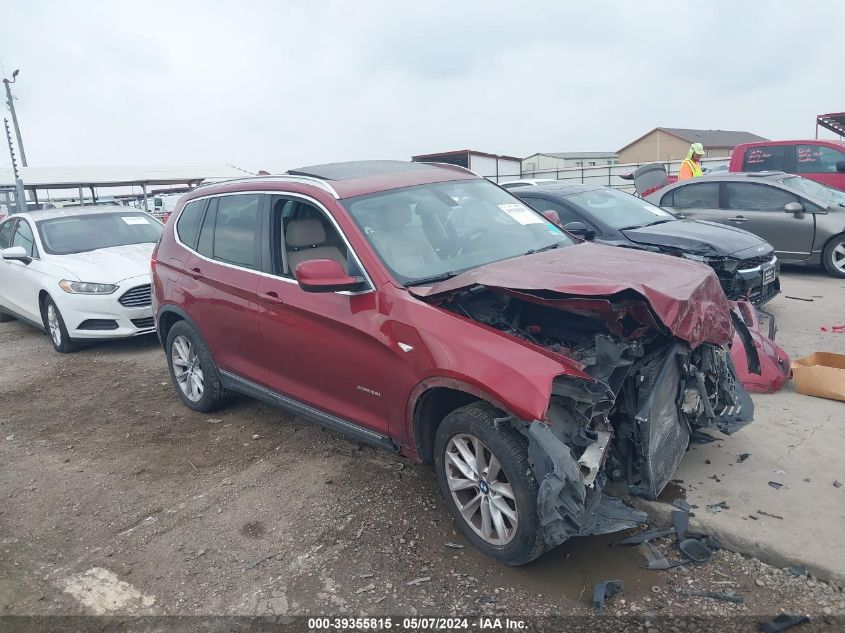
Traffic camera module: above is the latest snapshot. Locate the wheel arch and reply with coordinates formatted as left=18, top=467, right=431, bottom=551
left=408, top=377, right=522, bottom=464
left=157, top=305, right=196, bottom=348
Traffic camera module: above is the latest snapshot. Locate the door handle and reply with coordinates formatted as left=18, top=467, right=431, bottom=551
left=260, top=291, right=285, bottom=305
left=727, top=216, right=748, bottom=223
left=187, top=267, right=203, bottom=279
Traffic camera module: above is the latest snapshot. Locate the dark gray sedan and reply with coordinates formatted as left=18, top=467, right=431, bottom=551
left=513, top=183, right=780, bottom=305
left=644, top=172, right=845, bottom=278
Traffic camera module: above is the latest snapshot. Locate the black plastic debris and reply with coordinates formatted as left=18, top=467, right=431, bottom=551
left=768, top=481, right=784, bottom=490
left=706, top=500, right=729, bottom=514
left=737, top=453, right=751, bottom=463
left=788, top=565, right=807, bottom=577
left=701, top=535, right=722, bottom=550
left=680, top=589, right=743, bottom=604
left=637, top=542, right=686, bottom=570
left=672, top=499, right=692, bottom=513
left=611, top=527, right=674, bottom=546
left=679, top=538, right=712, bottom=564
left=672, top=510, right=689, bottom=541
left=592, top=579, right=623, bottom=613
left=690, top=431, right=717, bottom=444
left=834, top=480, right=842, bottom=488
left=758, top=614, right=810, bottom=633
left=757, top=510, right=784, bottom=520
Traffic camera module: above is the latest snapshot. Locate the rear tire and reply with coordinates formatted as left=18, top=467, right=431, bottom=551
left=434, top=402, right=546, bottom=565
left=166, top=320, right=228, bottom=412
left=822, top=234, right=845, bottom=278
left=42, top=296, right=77, bottom=353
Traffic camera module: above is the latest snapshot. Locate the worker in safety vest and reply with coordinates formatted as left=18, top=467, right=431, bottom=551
left=678, top=142, right=705, bottom=180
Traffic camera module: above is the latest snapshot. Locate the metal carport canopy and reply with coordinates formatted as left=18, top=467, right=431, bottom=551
left=817, top=112, right=845, bottom=138
left=0, top=165, right=252, bottom=189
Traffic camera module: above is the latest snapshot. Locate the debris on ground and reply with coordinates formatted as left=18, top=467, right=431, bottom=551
left=757, top=510, right=784, bottom=520
left=819, top=324, right=845, bottom=333
left=690, top=431, right=718, bottom=444
left=784, top=296, right=814, bottom=302
left=612, top=527, right=674, bottom=546
left=679, top=538, right=713, bottom=564
left=445, top=542, right=464, bottom=549
left=592, top=579, right=623, bottom=613
left=672, top=510, right=689, bottom=540
left=788, top=565, right=807, bottom=577
left=680, top=589, right=743, bottom=603
left=672, top=499, right=693, bottom=512
left=758, top=613, right=810, bottom=633
left=834, top=480, right=842, bottom=488
left=768, top=481, right=784, bottom=490
left=737, top=453, right=751, bottom=463
left=638, top=542, right=685, bottom=570
left=406, top=576, right=431, bottom=586
left=706, top=500, right=730, bottom=514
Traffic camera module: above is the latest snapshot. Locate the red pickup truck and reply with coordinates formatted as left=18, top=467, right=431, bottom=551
left=729, top=139, right=845, bottom=191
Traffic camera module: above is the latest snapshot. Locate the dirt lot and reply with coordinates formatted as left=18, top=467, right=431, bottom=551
left=1, top=270, right=844, bottom=628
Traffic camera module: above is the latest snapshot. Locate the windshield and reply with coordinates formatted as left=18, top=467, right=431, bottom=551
left=564, top=188, right=676, bottom=230
left=343, top=179, right=575, bottom=285
left=37, top=212, right=163, bottom=255
left=778, top=176, right=845, bottom=206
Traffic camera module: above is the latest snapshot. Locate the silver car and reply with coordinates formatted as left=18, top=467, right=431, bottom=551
left=645, top=172, right=845, bottom=277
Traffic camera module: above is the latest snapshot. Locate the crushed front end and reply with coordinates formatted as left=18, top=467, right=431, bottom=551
left=438, top=285, right=753, bottom=549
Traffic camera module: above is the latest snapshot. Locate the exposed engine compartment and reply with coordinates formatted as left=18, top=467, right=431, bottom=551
left=438, top=285, right=753, bottom=548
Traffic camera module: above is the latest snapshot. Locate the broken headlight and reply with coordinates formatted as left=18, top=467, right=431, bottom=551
left=681, top=254, right=737, bottom=274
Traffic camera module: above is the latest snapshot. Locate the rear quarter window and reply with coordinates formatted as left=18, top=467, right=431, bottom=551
left=175, top=200, right=207, bottom=248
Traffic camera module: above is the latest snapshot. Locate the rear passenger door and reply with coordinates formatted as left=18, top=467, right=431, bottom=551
left=723, top=183, right=814, bottom=259
left=182, top=193, right=266, bottom=384
left=659, top=181, right=722, bottom=223
left=254, top=194, right=392, bottom=438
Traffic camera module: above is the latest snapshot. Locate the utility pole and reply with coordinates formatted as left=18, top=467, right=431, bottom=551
left=3, top=69, right=28, bottom=167
left=4, top=117, right=27, bottom=212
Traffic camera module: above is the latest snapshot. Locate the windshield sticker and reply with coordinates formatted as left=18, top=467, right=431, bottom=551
left=122, top=216, right=150, bottom=225
left=498, top=203, right=544, bottom=225
left=548, top=226, right=563, bottom=235
left=643, top=205, right=671, bottom=217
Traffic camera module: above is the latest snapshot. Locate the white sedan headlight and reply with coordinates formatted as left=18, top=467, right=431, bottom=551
left=59, top=280, right=118, bottom=294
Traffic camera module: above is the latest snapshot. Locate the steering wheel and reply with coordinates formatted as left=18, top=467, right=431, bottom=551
left=455, top=227, right=491, bottom=254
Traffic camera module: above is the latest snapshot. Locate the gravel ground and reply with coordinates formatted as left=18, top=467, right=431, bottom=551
left=0, top=291, right=843, bottom=628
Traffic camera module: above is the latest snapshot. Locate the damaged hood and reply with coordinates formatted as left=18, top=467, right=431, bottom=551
left=410, top=243, right=733, bottom=348
left=622, top=220, right=768, bottom=257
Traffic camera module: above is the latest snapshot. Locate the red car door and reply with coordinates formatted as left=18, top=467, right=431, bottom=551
left=253, top=195, right=394, bottom=438
left=181, top=193, right=266, bottom=385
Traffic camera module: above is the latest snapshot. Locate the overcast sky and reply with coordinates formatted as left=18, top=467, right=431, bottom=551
left=2, top=0, right=843, bottom=173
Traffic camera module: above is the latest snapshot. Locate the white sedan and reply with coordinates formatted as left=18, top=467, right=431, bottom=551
left=0, top=207, right=163, bottom=352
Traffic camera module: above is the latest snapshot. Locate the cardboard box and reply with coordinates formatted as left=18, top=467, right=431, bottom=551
left=791, top=352, right=845, bottom=402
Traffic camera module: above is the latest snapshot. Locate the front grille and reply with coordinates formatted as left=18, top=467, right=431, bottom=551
left=131, top=317, right=155, bottom=329
left=77, top=319, right=119, bottom=330
left=119, top=284, right=152, bottom=308
left=738, top=253, right=774, bottom=270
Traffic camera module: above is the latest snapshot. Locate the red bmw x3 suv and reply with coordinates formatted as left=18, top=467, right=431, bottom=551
left=152, top=160, right=754, bottom=564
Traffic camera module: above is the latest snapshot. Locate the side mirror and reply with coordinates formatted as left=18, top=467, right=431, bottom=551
left=564, top=221, right=596, bottom=241
left=1, top=246, right=31, bottom=264
left=784, top=202, right=804, bottom=215
left=542, top=209, right=561, bottom=226
left=294, top=258, right=365, bottom=293
left=837, top=161, right=845, bottom=173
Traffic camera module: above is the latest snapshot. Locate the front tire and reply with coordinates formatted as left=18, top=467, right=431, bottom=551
left=43, top=296, right=76, bottom=353
left=822, top=234, right=845, bottom=278
left=166, top=320, right=227, bottom=412
left=434, top=402, right=546, bottom=565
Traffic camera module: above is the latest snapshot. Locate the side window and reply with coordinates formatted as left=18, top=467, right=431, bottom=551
left=175, top=200, right=206, bottom=248
left=742, top=145, right=787, bottom=172
left=0, top=219, right=15, bottom=250
left=520, top=197, right=584, bottom=227
left=726, top=183, right=797, bottom=211
left=272, top=197, right=349, bottom=278
left=671, top=182, right=720, bottom=209
left=196, top=198, right=217, bottom=259
left=796, top=145, right=845, bottom=174
left=212, top=194, right=262, bottom=269
left=12, top=220, right=38, bottom=258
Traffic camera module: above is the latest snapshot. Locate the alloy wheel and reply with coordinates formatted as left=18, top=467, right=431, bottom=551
left=47, top=304, right=62, bottom=346
left=171, top=335, right=204, bottom=402
left=444, top=433, right=518, bottom=545
left=833, top=241, right=845, bottom=273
